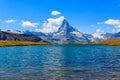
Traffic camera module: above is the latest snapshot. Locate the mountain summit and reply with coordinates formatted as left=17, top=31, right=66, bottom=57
left=58, top=19, right=75, bottom=33
left=50, top=19, right=89, bottom=43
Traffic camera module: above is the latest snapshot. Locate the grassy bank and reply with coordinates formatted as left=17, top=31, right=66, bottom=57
left=1, top=38, right=120, bottom=47
left=91, top=38, right=120, bottom=46
left=0, top=41, right=49, bottom=47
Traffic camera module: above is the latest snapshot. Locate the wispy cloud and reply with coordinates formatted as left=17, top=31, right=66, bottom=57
left=22, top=21, right=39, bottom=28
left=5, top=19, right=16, bottom=23
left=35, top=16, right=65, bottom=33
left=51, top=11, right=61, bottom=15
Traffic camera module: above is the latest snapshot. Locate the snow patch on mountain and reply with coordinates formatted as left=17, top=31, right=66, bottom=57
left=71, top=31, right=83, bottom=38
left=92, top=33, right=104, bottom=39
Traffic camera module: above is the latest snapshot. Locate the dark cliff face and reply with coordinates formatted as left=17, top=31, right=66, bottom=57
left=0, top=31, right=46, bottom=42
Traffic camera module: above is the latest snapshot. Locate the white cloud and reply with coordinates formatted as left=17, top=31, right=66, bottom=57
left=22, top=21, right=39, bottom=28
left=5, top=19, right=16, bottom=23
left=104, top=19, right=120, bottom=25
left=104, top=19, right=120, bottom=32
left=36, top=16, right=65, bottom=33
left=51, top=11, right=61, bottom=15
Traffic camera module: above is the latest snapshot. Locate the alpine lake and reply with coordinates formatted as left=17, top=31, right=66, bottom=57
left=0, top=44, right=120, bottom=80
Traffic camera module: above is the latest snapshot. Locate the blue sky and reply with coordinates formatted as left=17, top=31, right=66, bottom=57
left=0, top=0, right=120, bottom=33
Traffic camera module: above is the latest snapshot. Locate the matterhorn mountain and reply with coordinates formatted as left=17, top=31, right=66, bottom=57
left=50, top=19, right=89, bottom=43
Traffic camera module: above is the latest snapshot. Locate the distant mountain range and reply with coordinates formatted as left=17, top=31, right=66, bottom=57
left=1, top=19, right=120, bottom=43
left=0, top=31, right=47, bottom=42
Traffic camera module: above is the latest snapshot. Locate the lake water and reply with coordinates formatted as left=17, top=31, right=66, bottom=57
left=0, top=44, right=120, bottom=80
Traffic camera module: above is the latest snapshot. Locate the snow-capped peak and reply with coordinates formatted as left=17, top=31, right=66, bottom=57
left=50, top=19, right=89, bottom=43
left=92, top=33, right=104, bottom=39
left=57, top=19, right=75, bottom=33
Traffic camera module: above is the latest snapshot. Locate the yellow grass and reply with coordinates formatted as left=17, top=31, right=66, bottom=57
left=0, top=41, right=49, bottom=47
left=91, top=38, right=120, bottom=46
